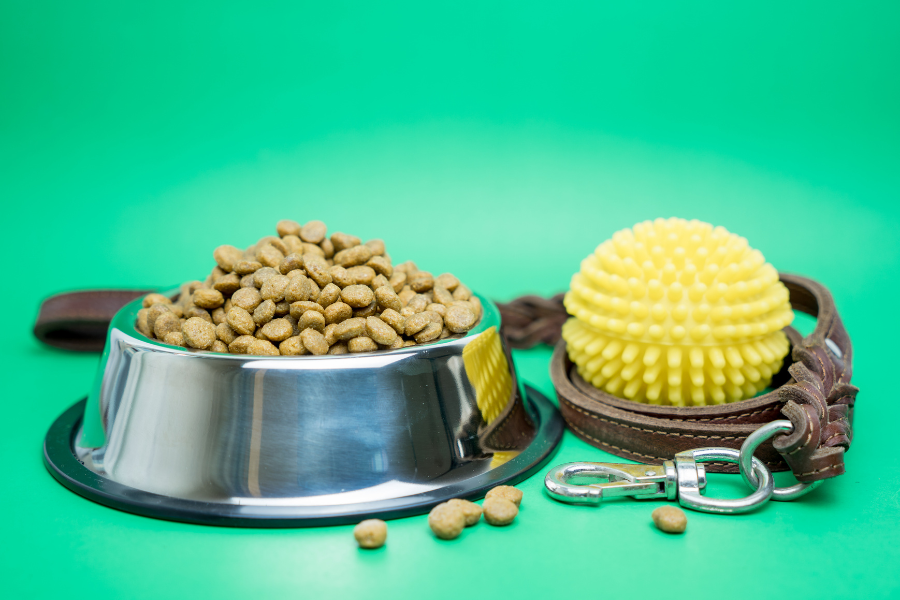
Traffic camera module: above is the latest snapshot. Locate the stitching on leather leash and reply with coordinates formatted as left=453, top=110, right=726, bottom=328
left=677, top=407, right=781, bottom=422
left=566, top=420, right=783, bottom=468
left=786, top=424, right=814, bottom=456
left=561, top=397, right=744, bottom=441
left=797, top=464, right=841, bottom=477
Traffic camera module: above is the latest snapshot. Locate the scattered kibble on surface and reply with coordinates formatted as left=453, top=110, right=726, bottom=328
left=428, top=503, right=467, bottom=540
left=137, top=220, right=482, bottom=355
left=447, top=499, right=483, bottom=526
left=485, top=485, right=523, bottom=507
left=652, top=506, right=687, bottom=534
left=353, top=519, right=388, bottom=549
left=482, top=498, right=518, bottom=526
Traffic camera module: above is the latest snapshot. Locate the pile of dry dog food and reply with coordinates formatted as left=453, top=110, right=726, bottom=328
left=136, top=220, right=482, bottom=355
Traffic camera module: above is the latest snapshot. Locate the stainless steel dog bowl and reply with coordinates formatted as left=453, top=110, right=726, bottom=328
left=44, top=291, right=563, bottom=526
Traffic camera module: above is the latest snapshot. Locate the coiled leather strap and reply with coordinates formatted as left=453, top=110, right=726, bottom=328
left=500, top=274, right=857, bottom=481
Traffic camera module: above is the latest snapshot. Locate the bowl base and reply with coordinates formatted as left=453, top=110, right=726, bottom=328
left=43, top=386, right=563, bottom=527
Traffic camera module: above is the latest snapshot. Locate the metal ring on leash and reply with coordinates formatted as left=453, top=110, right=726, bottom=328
left=676, top=448, right=774, bottom=514
left=738, top=420, right=823, bottom=501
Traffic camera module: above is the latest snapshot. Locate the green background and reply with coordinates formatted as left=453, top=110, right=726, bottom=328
left=2, top=1, right=899, bottom=598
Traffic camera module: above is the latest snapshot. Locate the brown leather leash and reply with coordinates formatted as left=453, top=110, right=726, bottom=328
left=498, top=273, right=857, bottom=483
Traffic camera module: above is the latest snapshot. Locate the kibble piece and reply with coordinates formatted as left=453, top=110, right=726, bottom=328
left=228, top=335, right=256, bottom=354
left=322, top=323, right=338, bottom=345
left=395, top=260, right=418, bottom=274
left=278, top=253, right=305, bottom=275
left=170, top=304, right=184, bottom=318
left=447, top=499, right=483, bottom=526
left=163, top=331, right=185, bottom=347
left=652, top=506, right=687, bottom=534
left=299, top=243, right=323, bottom=258
left=153, top=311, right=181, bottom=340
left=346, top=265, right=376, bottom=286
left=253, top=266, right=280, bottom=288
left=341, top=284, right=375, bottom=308
left=234, top=260, right=262, bottom=276
left=185, top=305, right=213, bottom=323
left=325, top=301, right=352, bottom=325
left=353, top=301, right=377, bottom=318
left=409, top=271, right=434, bottom=293
left=366, top=316, right=399, bottom=346
left=348, top=336, right=378, bottom=353
left=260, top=236, right=289, bottom=256
left=445, top=304, right=477, bottom=333
left=415, top=321, right=443, bottom=343
left=274, top=300, right=290, bottom=316
left=209, top=340, right=228, bottom=353
left=330, top=265, right=354, bottom=288
left=289, top=300, right=325, bottom=319
left=485, top=485, right=523, bottom=507
left=320, top=238, right=335, bottom=258
left=297, top=309, right=326, bottom=332
left=146, top=303, right=172, bottom=333
left=427, top=303, right=447, bottom=317
left=378, top=309, right=405, bottom=334
left=428, top=503, right=466, bottom=540
left=366, top=255, right=393, bottom=277
left=334, top=244, right=373, bottom=268
left=255, top=328, right=269, bottom=340
left=261, top=318, right=293, bottom=342
left=253, top=299, right=276, bottom=326
left=257, top=244, right=285, bottom=268
left=303, top=254, right=333, bottom=287
left=389, top=272, right=407, bottom=293
left=435, top=273, right=459, bottom=291
left=284, top=275, right=313, bottom=303
left=213, top=273, right=241, bottom=295
left=372, top=274, right=390, bottom=290
left=232, top=287, right=262, bottom=311
left=211, top=245, right=241, bottom=271
left=402, top=340, right=417, bottom=347
left=317, top=283, right=342, bottom=308
left=364, top=239, right=385, bottom=256
left=407, top=294, right=429, bottom=313
left=260, top=274, right=290, bottom=302
left=404, top=312, right=431, bottom=337
left=143, top=293, right=172, bottom=308
left=433, top=286, right=454, bottom=307
left=331, top=232, right=361, bottom=252
left=328, top=342, right=348, bottom=354
left=375, top=286, right=402, bottom=312
left=279, top=336, right=307, bottom=355
left=452, top=284, right=472, bottom=301
left=240, top=274, right=256, bottom=288
left=137, top=308, right=152, bottom=336
left=226, top=307, right=256, bottom=336
left=276, top=219, right=302, bottom=238
left=353, top=519, right=387, bottom=549
left=182, top=317, right=217, bottom=349
left=300, top=328, right=329, bottom=355
left=281, top=234, right=303, bottom=255
left=469, top=296, right=483, bottom=319
left=216, top=322, right=237, bottom=344
left=482, top=498, right=518, bottom=526
left=299, top=220, right=327, bottom=244
left=193, top=288, right=225, bottom=309
left=248, top=339, right=280, bottom=356
left=398, top=288, right=416, bottom=306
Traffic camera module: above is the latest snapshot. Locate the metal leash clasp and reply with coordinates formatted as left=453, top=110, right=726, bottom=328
left=544, top=457, right=706, bottom=505
left=545, top=446, right=781, bottom=515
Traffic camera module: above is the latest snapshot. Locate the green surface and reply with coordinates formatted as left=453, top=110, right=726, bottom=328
left=2, top=1, right=899, bottom=598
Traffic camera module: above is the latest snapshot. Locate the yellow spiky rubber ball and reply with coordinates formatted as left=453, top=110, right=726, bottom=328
left=562, top=218, right=793, bottom=406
